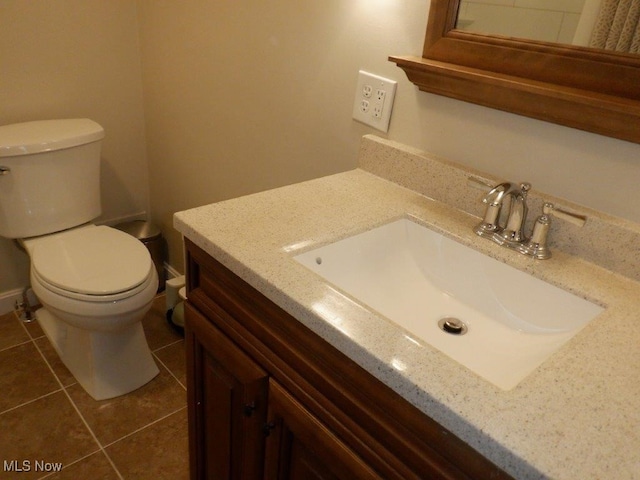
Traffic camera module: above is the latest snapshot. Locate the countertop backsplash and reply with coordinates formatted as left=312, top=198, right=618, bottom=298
left=358, top=135, right=640, bottom=283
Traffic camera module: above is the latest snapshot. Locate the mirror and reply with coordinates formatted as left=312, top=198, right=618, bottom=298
left=390, top=0, right=640, bottom=144
left=456, top=0, right=639, bottom=54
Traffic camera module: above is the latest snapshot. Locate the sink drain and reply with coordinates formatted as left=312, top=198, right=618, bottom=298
left=438, top=317, right=468, bottom=335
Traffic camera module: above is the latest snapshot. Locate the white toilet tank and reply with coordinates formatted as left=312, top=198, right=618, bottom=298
left=0, top=119, right=105, bottom=239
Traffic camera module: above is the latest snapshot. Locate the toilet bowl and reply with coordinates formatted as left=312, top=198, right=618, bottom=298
left=23, top=224, right=160, bottom=400
left=0, top=119, right=160, bottom=400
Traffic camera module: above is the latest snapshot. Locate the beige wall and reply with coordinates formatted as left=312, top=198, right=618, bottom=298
left=0, top=1, right=149, bottom=294
left=137, top=0, right=640, bottom=274
left=2, top=0, right=640, bottom=296
left=136, top=0, right=403, bottom=271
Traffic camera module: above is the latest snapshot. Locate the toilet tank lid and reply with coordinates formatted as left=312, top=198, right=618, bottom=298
left=0, top=119, right=105, bottom=157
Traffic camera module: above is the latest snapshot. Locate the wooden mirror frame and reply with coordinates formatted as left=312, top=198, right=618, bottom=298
left=390, top=0, right=640, bottom=144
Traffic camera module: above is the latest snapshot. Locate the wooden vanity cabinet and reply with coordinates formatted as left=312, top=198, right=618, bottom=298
left=263, top=380, right=381, bottom=480
left=186, top=303, right=268, bottom=479
left=184, top=239, right=513, bottom=480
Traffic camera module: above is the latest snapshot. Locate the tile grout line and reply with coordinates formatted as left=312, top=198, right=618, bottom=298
left=36, top=449, right=104, bottom=480
left=0, top=311, right=65, bottom=415
left=0, top=337, right=36, bottom=354
left=0, top=388, right=63, bottom=416
left=153, top=350, right=187, bottom=391
left=152, top=337, right=184, bottom=353
left=0, top=308, right=39, bottom=354
left=30, top=333, right=126, bottom=480
left=100, top=405, right=188, bottom=450
left=15, top=308, right=40, bottom=337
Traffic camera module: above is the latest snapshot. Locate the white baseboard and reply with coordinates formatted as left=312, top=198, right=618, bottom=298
left=165, top=262, right=182, bottom=280
left=0, top=287, right=38, bottom=316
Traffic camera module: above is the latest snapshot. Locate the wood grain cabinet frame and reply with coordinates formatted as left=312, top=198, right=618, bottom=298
left=390, top=0, right=640, bottom=143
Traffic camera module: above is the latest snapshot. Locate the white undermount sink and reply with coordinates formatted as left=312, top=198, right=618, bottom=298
left=294, top=218, right=604, bottom=390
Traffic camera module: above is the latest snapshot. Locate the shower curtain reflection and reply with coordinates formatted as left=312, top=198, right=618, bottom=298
left=590, top=0, right=640, bottom=53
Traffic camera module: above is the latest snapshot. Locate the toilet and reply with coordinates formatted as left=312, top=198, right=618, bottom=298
left=0, top=119, right=159, bottom=400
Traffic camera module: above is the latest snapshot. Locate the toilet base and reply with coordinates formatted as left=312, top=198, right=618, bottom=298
left=37, top=308, right=159, bottom=400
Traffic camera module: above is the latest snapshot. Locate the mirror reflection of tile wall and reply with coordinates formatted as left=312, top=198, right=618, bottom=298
left=457, top=0, right=588, bottom=45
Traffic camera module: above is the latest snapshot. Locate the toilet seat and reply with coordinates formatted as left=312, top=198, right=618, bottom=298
left=29, top=225, right=154, bottom=302
left=32, top=265, right=156, bottom=302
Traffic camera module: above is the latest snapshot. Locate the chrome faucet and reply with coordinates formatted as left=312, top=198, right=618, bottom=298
left=496, top=182, right=530, bottom=246
left=474, top=182, right=511, bottom=238
left=469, top=177, right=586, bottom=259
left=474, top=181, right=530, bottom=247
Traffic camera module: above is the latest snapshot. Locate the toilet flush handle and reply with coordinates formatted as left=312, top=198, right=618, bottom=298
left=0, top=166, right=10, bottom=175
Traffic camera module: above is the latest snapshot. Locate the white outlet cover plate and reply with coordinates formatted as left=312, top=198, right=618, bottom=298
left=352, top=70, right=397, bottom=133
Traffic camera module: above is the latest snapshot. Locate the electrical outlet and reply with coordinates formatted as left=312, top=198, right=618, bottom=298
left=352, top=70, right=397, bottom=132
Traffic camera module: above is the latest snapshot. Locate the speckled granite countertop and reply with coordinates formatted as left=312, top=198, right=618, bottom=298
left=174, top=137, right=640, bottom=479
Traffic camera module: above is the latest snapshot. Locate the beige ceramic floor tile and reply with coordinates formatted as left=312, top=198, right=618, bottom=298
left=143, top=295, right=184, bottom=351
left=106, top=408, right=189, bottom=480
left=0, top=311, right=29, bottom=351
left=34, top=336, right=76, bottom=388
left=21, top=312, right=45, bottom=340
left=0, top=342, right=60, bottom=412
left=67, top=365, right=187, bottom=446
left=1, top=294, right=190, bottom=479
left=46, top=451, right=120, bottom=480
left=0, top=391, right=98, bottom=480
left=154, top=341, right=186, bottom=388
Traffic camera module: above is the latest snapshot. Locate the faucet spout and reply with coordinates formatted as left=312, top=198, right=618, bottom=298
left=496, top=183, right=531, bottom=245
left=474, top=180, right=531, bottom=246
left=483, top=182, right=517, bottom=205
left=474, top=182, right=522, bottom=238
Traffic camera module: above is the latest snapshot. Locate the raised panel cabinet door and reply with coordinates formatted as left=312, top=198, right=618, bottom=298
left=186, top=303, right=269, bottom=480
left=263, top=380, right=383, bottom=480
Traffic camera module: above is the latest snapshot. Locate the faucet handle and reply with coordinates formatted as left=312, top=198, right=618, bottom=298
left=467, top=176, right=494, bottom=192
left=518, top=202, right=587, bottom=259
left=543, top=202, right=587, bottom=227
left=519, top=213, right=552, bottom=259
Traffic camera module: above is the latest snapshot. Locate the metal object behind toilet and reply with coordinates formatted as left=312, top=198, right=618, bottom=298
left=114, top=220, right=166, bottom=291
